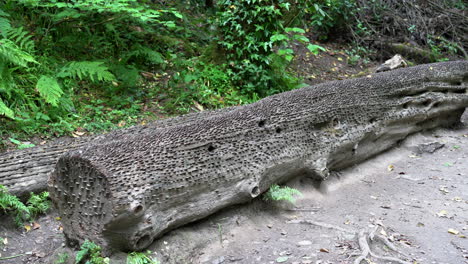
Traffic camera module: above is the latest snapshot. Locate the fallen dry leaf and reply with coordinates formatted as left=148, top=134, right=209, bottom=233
left=439, top=186, right=450, bottom=194
left=24, top=224, right=31, bottom=232
left=32, top=222, right=41, bottom=230
left=193, top=101, right=204, bottom=111
left=117, top=121, right=126, bottom=127
left=319, top=248, right=329, bottom=253
left=387, top=165, right=394, bottom=172
left=380, top=229, right=388, bottom=236
left=448, top=228, right=459, bottom=235
left=436, top=210, right=448, bottom=217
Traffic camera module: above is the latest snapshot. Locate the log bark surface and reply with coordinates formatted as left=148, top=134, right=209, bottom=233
left=48, top=61, right=468, bottom=252
left=0, top=108, right=233, bottom=197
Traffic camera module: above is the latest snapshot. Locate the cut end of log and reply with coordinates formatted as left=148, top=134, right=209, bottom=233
left=49, top=155, right=117, bottom=250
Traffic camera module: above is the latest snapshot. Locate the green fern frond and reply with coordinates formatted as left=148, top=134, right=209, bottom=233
left=26, top=191, right=50, bottom=218
left=0, top=9, right=10, bottom=17
left=0, top=39, right=36, bottom=67
left=0, top=185, right=30, bottom=226
left=7, top=27, right=34, bottom=51
left=0, top=98, right=14, bottom=119
left=263, top=184, right=302, bottom=204
left=58, top=61, right=116, bottom=82
left=36, top=75, right=63, bottom=106
left=124, top=45, right=164, bottom=65
left=0, top=17, right=11, bottom=38
left=127, top=251, right=160, bottom=264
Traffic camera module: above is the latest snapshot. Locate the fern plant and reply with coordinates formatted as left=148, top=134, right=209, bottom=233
left=127, top=251, right=159, bottom=264
left=75, top=240, right=109, bottom=264
left=263, top=184, right=302, bottom=204
left=0, top=185, right=50, bottom=227
left=57, top=61, right=116, bottom=82
left=0, top=185, right=30, bottom=226
left=26, top=191, right=51, bottom=219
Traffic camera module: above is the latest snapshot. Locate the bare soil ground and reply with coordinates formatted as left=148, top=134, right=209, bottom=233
left=1, top=48, right=467, bottom=264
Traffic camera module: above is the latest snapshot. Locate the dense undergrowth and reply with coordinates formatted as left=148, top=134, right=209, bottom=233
left=0, top=0, right=465, bottom=150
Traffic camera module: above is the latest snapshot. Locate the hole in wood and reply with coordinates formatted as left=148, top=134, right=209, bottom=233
left=258, top=120, right=266, bottom=127
left=207, top=144, right=216, bottom=152
left=136, top=234, right=151, bottom=249
left=134, top=205, right=144, bottom=214
left=251, top=186, right=260, bottom=197
left=422, top=99, right=431, bottom=107
left=275, top=127, right=282, bottom=133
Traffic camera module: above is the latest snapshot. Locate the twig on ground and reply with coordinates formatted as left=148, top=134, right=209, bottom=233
left=0, top=253, right=27, bottom=260
left=286, top=219, right=356, bottom=234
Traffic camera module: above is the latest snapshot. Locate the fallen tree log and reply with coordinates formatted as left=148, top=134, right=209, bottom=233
left=0, top=107, right=234, bottom=197
left=48, top=61, right=468, bottom=252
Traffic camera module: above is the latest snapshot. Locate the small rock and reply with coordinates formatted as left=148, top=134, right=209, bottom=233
left=297, top=240, right=313, bottom=246
left=416, top=142, right=445, bottom=154
left=211, top=256, right=225, bottom=264
left=375, top=54, right=407, bottom=72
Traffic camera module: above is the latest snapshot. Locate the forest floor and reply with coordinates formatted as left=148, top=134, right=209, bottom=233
left=1, top=44, right=467, bottom=264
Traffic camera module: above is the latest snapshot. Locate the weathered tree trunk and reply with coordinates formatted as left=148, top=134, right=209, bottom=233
left=49, top=61, right=468, bottom=252
left=0, top=108, right=234, bottom=197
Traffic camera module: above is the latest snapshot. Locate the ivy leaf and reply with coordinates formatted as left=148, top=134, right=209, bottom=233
left=307, top=44, right=326, bottom=55
left=270, top=34, right=288, bottom=43
left=276, top=256, right=289, bottom=263
left=285, top=27, right=305, bottom=34
left=277, top=49, right=293, bottom=56
left=293, top=35, right=309, bottom=43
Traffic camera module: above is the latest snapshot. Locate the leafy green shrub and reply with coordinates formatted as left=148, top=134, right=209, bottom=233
left=127, top=251, right=159, bottom=264
left=263, top=184, right=302, bottom=204
left=75, top=240, right=109, bottom=264
left=0, top=185, right=50, bottom=226
left=0, top=0, right=182, bottom=136
left=8, top=138, right=35, bottom=149
left=216, top=0, right=314, bottom=96
left=54, top=253, right=69, bottom=264
left=304, top=0, right=357, bottom=38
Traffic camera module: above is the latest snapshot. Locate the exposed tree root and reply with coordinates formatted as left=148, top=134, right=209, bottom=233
left=354, top=226, right=411, bottom=264
left=286, top=219, right=356, bottom=234
left=288, top=219, right=412, bottom=264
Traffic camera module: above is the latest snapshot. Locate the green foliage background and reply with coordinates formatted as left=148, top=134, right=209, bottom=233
left=0, top=0, right=464, bottom=147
